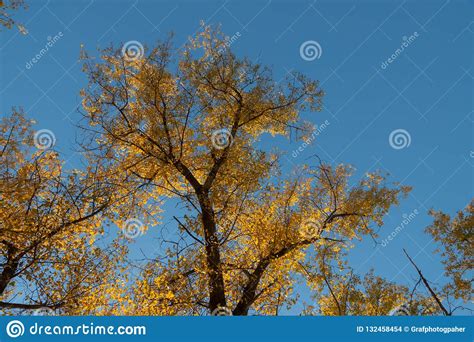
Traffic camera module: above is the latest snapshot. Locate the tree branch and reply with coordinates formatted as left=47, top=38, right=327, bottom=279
left=403, top=248, right=450, bottom=316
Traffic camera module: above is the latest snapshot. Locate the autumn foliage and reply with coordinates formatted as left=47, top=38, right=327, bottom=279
left=0, top=24, right=472, bottom=316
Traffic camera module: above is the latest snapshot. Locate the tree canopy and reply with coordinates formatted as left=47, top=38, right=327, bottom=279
left=0, top=23, right=471, bottom=316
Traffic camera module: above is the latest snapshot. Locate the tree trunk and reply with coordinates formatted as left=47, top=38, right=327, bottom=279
left=198, top=192, right=227, bottom=313
left=233, top=260, right=270, bottom=315
left=0, top=247, right=19, bottom=295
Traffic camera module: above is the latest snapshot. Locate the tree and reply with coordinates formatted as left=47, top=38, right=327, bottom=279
left=0, top=0, right=27, bottom=34
left=0, top=110, right=126, bottom=314
left=427, top=200, right=473, bottom=303
left=403, top=200, right=473, bottom=315
left=311, top=201, right=473, bottom=316
left=302, top=266, right=441, bottom=316
left=79, top=25, right=410, bottom=315
left=3, top=22, right=468, bottom=317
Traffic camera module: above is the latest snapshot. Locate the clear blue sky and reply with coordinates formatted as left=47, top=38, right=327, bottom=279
left=1, top=0, right=472, bottom=314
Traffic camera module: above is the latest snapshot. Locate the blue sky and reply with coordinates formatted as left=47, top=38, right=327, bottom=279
left=1, top=0, right=472, bottom=314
